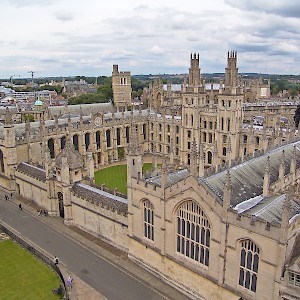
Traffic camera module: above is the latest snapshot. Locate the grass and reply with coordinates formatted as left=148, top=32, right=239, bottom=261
left=94, top=163, right=154, bottom=195
left=0, top=239, right=61, bottom=300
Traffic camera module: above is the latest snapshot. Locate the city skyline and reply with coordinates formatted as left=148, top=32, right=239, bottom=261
left=1, top=0, right=299, bottom=78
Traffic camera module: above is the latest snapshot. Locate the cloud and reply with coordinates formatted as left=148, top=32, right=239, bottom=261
left=8, top=0, right=57, bottom=7
left=225, top=0, right=300, bottom=18
left=148, top=46, right=164, bottom=55
left=55, top=12, right=74, bottom=22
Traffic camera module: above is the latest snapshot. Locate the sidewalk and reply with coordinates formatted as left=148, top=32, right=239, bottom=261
left=8, top=193, right=192, bottom=300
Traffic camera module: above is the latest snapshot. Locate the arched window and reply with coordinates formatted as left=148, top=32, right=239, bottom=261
left=239, top=240, right=259, bottom=292
left=0, top=149, right=4, bottom=173
left=143, top=200, right=154, bottom=241
left=207, top=151, right=212, bottom=164
left=47, top=138, right=55, bottom=159
left=221, top=118, right=224, bottom=131
left=96, top=131, right=101, bottom=150
left=60, top=136, right=66, bottom=149
left=223, top=147, right=227, bottom=156
left=85, top=133, right=90, bottom=151
left=227, top=118, right=230, bottom=132
left=116, top=128, right=121, bottom=146
left=126, top=127, right=130, bottom=144
left=177, top=201, right=211, bottom=266
left=106, top=129, right=111, bottom=148
left=73, top=134, right=79, bottom=151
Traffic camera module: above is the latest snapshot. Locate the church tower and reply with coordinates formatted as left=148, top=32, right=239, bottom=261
left=216, top=51, right=243, bottom=164
left=189, top=53, right=201, bottom=86
left=112, top=64, right=132, bottom=109
left=224, top=51, right=238, bottom=94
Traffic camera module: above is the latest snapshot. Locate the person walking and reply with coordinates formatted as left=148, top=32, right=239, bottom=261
left=67, top=275, right=73, bottom=291
left=18, top=203, right=22, bottom=210
left=53, top=256, right=59, bottom=266
left=5, top=195, right=8, bottom=201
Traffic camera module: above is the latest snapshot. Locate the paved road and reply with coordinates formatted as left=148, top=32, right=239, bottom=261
left=0, top=198, right=167, bottom=300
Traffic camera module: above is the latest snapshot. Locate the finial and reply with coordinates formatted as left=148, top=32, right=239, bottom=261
left=4, top=107, right=12, bottom=125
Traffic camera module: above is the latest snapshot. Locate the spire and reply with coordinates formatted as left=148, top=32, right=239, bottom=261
left=4, top=107, right=12, bottom=126
left=198, top=143, right=204, bottom=177
left=223, top=171, right=232, bottom=210
left=280, top=194, right=291, bottom=242
left=161, top=155, right=168, bottom=188
left=190, top=139, right=198, bottom=176
left=263, top=156, right=270, bottom=197
left=279, top=150, right=285, bottom=179
left=290, top=146, right=296, bottom=178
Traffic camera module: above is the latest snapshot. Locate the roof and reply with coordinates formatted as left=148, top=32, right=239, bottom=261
left=16, top=162, right=46, bottom=182
left=48, top=103, right=115, bottom=118
left=72, top=183, right=128, bottom=214
left=146, top=168, right=190, bottom=187
left=55, top=139, right=83, bottom=170
left=242, top=194, right=300, bottom=225
left=200, top=140, right=300, bottom=224
left=34, top=100, right=43, bottom=106
left=201, top=140, right=300, bottom=206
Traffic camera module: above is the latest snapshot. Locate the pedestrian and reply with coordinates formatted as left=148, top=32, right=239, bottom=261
left=10, top=192, right=12, bottom=198
left=53, top=256, right=59, bottom=266
left=67, top=275, right=73, bottom=291
left=5, top=195, right=7, bottom=201
left=19, top=203, right=22, bottom=210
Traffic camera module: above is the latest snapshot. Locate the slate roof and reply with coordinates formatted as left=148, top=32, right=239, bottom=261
left=200, top=140, right=300, bottom=224
left=48, top=103, right=115, bottom=118
left=201, top=140, right=300, bottom=206
left=146, top=168, right=190, bottom=187
left=16, top=162, right=46, bottom=182
left=243, top=194, right=300, bottom=225
left=71, top=183, right=128, bottom=214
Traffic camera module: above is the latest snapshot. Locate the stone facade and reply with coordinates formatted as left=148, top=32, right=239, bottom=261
left=0, top=51, right=299, bottom=299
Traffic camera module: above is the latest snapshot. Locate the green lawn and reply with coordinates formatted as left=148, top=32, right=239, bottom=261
left=0, top=239, right=61, bottom=300
left=95, top=163, right=154, bottom=195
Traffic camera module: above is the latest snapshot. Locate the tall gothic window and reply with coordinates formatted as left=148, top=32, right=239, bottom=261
left=106, top=129, right=111, bottom=148
left=143, top=200, right=154, bottom=241
left=176, top=201, right=211, bottom=266
left=239, top=240, right=259, bottom=292
left=116, top=128, right=121, bottom=146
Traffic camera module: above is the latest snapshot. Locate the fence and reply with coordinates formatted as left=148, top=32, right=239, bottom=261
left=0, top=222, right=69, bottom=300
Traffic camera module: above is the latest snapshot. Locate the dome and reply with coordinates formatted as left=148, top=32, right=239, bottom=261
left=34, top=100, right=43, bottom=106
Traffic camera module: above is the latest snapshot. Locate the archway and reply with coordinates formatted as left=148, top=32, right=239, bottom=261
left=57, top=192, right=64, bottom=218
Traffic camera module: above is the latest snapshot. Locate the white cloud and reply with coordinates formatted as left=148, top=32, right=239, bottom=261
left=148, top=46, right=164, bottom=55
left=0, top=0, right=299, bottom=77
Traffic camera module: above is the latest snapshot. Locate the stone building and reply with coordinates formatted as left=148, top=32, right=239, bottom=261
left=0, top=52, right=299, bottom=299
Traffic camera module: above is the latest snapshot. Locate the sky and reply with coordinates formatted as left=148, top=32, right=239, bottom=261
left=0, top=0, right=300, bottom=78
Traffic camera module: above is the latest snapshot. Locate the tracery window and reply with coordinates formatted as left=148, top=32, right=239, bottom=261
left=289, top=272, right=300, bottom=287
left=143, top=200, right=154, bottom=241
left=176, top=201, right=210, bottom=266
left=239, top=240, right=259, bottom=292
